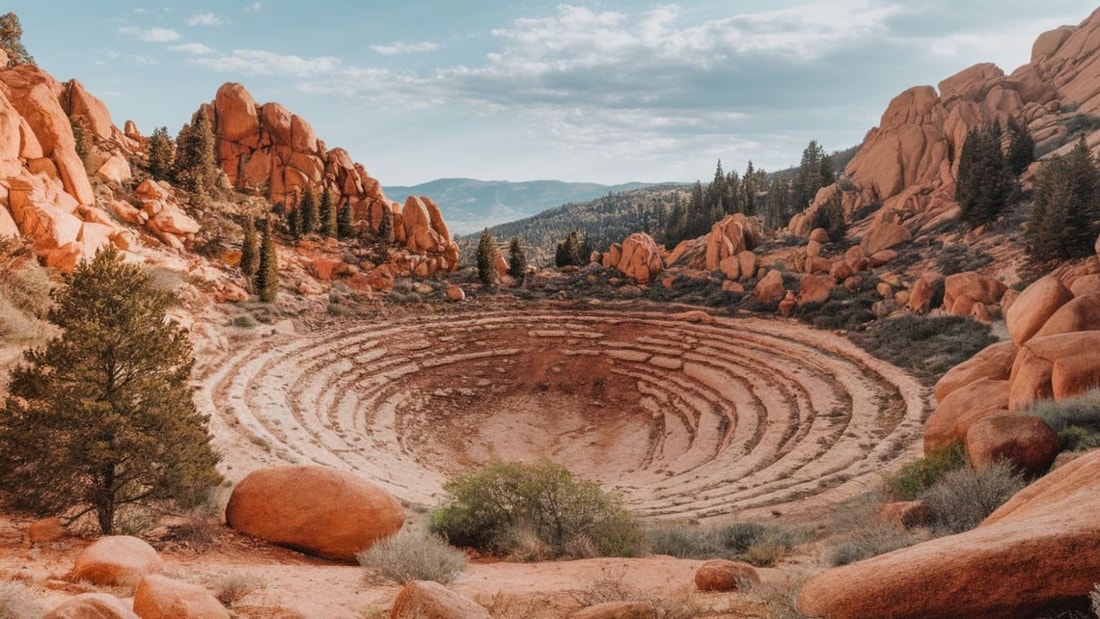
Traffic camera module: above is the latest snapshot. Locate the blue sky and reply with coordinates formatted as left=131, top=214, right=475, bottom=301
left=10, top=1, right=1100, bottom=185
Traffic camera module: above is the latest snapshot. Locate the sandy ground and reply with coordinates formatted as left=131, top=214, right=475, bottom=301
left=0, top=302, right=930, bottom=617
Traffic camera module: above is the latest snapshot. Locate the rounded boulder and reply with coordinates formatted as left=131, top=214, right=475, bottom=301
left=133, top=575, right=230, bottom=619
left=69, top=535, right=163, bottom=589
left=391, top=580, right=491, bottom=619
left=965, top=414, right=1060, bottom=475
left=44, top=593, right=139, bottom=619
left=225, top=465, right=405, bottom=562
left=694, top=559, right=760, bottom=592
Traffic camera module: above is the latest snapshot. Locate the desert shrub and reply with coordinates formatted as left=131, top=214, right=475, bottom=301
left=0, top=238, right=52, bottom=342
left=937, top=244, right=992, bottom=276
left=851, top=315, right=996, bottom=383
left=165, top=512, right=220, bottom=552
left=213, top=572, right=263, bottom=606
left=358, top=530, right=467, bottom=584
left=646, top=523, right=723, bottom=558
left=1028, top=390, right=1100, bottom=451
left=230, top=314, right=257, bottom=329
left=645, top=520, right=796, bottom=565
left=886, top=442, right=967, bottom=501
left=920, top=462, right=1027, bottom=534
left=0, top=581, right=44, bottom=619
left=430, top=461, right=642, bottom=560
left=793, top=283, right=878, bottom=331
left=826, top=524, right=916, bottom=566
left=570, top=567, right=696, bottom=619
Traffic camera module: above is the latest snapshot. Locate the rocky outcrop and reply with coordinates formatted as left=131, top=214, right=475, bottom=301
left=704, top=214, right=760, bottom=270
left=1006, top=275, right=1074, bottom=345
left=208, top=82, right=458, bottom=274
left=602, top=232, right=663, bottom=284
left=942, top=271, right=1007, bottom=317
left=68, top=535, right=163, bottom=589
left=798, top=448, right=1100, bottom=618
left=391, top=581, right=491, bottom=619
left=224, top=465, right=405, bottom=562
left=924, top=377, right=1009, bottom=452
left=933, top=340, right=1017, bottom=402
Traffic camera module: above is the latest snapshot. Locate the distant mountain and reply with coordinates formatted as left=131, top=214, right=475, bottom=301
left=383, top=178, right=656, bottom=235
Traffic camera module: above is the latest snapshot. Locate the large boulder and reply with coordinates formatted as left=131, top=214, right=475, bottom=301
left=615, top=232, right=663, bottom=284
left=798, top=449, right=1100, bottom=618
left=391, top=581, right=491, bottom=619
left=69, top=535, right=163, bottom=589
left=754, top=269, right=786, bottom=303
left=224, top=465, right=405, bottom=562
left=704, top=214, right=759, bottom=270
left=797, top=274, right=834, bottom=305
left=44, top=593, right=139, bottom=619
left=861, top=221, right=911, bottom=256
left=964, top=414, right=1060, bottom=475
left=133, top=575, right=230, bottom=619
left=1009, top=331, right=1100, bottom=409
left=1006, top=275, right=1074, bottom=345
left=924, top=378, right=1009, bottom=453
left=933, top=340, right=1017, bottom=402
left=1033, top=293, right=1100, bottom=339
left=943, top=272, right=1007, bottom=316
left=694, top=560, right=760, bottom=591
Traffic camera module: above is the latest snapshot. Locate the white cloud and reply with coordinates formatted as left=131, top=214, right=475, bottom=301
left=192, top=49, right=342, bottom=77
left=187, top=12, right=225, bottom=27
left=370, top=41, right=441, bottom=55
left=170, top=42, right=216, bottom=55
left=244, top=2, right=263, bottom=13
left=119, top=26, right=182, bottom=43
left=99, top=50, right=160, bottom=66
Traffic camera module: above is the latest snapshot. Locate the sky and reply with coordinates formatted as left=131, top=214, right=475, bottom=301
left=9, top=1, right=1100, bottom=186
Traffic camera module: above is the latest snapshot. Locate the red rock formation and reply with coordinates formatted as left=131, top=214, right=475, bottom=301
left=43, top=593, right=139, bottom=619
left=933, top=340, right=1017, bottom=402
left=924, top=377, right=1009, bottom=452
left=694, top=560, right=760, bottom=592
left=1006, top=275, right=1074, bottom=345
left=964, top=414, right=1059, bottom=475
left=613, top=232, right=663, bottom=284
left=942, top=271, right=1007, bottom=316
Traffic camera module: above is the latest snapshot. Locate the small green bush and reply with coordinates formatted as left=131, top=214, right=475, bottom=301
left=920, top=462, right=1027, bottom=534
left=645, top=520, right=796, bottom=565
left=357, top=530, right=468, bottom=585
left=1028, top=390, right=1100, bottom=451
left=430, top=460, right=642, bottom=560
left=646, top=523, right=723, bottom=558
left=886, top=442, right=967, bottom=501
left=230, top=315, right=257, bottom=328
left=851, top=315, right=997, bottom=384
left=826, top=524, right=916, bottom=566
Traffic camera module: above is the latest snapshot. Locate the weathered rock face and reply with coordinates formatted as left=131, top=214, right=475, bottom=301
left=224, top=465, right=405, bottom=562
left=924, top=377, right=1009, bottom=453
left=934, top=340, right=1017, bottom=402
left=391, top=581, right=491, bottom=619
left=704, top=214, right=760, bottom=270
left=1008, top=331, right=1100, bottom=409
left=798, top=448, right=1100, bottom=618
left=613, top=232, right=664, bottom=284
left=68, top=535, right=164, bottom=589
left=209, top=82, right=457, bottom=274
left=1006, top=275, right=1074, bottom=345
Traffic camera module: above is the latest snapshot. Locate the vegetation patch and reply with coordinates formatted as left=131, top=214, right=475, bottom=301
left=851, top=315, right=997, bottom=384
left=885, top=442, right=967, bottom=501
left=920, top=462, right=1026, bottom=534
left=646, top=520, right=799, bottom=566
left=1027, top=390, right=1100, bottom=451
left=357, top=530, right=468, bottom=585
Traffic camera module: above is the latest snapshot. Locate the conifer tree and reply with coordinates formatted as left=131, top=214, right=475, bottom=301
left=146, top=126, right=174, bottom=181
left=956, top=123, right=1011, bottom=227
left=255, top=219, right=279, bottom=302
left=299, top=189, right=318, bottom=235
left=477, top=229, right=499, bottom=285
left=0, top=248, right=221, bottom=534
left=172, top=110, right=218, bottom=197
left=1028, top=137, right=1100, bottom=261
left=377, top=203, right=395, bottom=246
left=1006, top=117, right=1035, bottom=176
left=507, top=237, right=528, bottom=282
left=319, top=188, right=337, bottom=238
left=337, top=201, right=354, bottom=239
left=239, top=215, right=259, bottom=281
left=286, top=206, right=300, bottom=238
left=0, top=13, right=34, bottom=67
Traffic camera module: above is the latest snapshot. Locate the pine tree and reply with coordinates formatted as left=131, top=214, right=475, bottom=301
left=239, top=215, right=259, bottom=281
left=337, top=201, right=354, bottom=239
left=299, top=190, right=317, bottom=235
left=1028, top=137, right=1100, bottom=261
left=146, top=126, right=174, bottom=181
left=0, top=248, right=221, bottom=534
left=319, top=188, right=337, bottom=238
left=1006, top=117, right=1035, bottom=176
left=477, top=229, right=499, bottom=285
left=0, top=13, right=34, bottom=67
left=286, top=206, right=300, bottom=238
left=255, top=219, right=279, bottom=302
left=507, top=237, right=528, bottom=282
left=956, top=123, right=1012, bottom=228
left=172, top=110, right=218, bottom=196
left=377, top=202, right=394, bottom=245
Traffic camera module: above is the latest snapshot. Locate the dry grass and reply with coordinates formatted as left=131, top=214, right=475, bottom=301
left=357, top=530, right=468, bottom=585
left=0, top=581, right=46, bottom=619
left=212, top=571, right=263, bottom=606
left=569, top=566, right=698, bottom=619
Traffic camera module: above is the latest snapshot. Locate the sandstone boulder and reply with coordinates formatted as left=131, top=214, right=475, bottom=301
left=43, top=593, right=139, bottom=619
left=798, top=274, right=834, bottom=305
left=861, top=221, right=911, bottom=256
left=704, top=214, right=759, bottom=270
left=391, top=581, right=491, bottom=619
left=224, top=465, right=405, bottom=562
left=943, top=271, right=1007, bottom=316
left=616, top=232, right=663, bottom=284
left=572, top=602, right=657, bottom=619
left=1009, top=331, right=1100, bottom=409
left=778, top=290, right=797, bottom=318
left=907, top=275, right=936, bottom=314
left=799, top=449, right=1100, bottom=618
left=445, top=285, right=465, bottom=301
left=924, top=378, right=1009, bottom=453
left=1033, top=293, right=1100, bottom=339
left=878, top=501, right=929, bottom=529
left=27, top=517, right=64, bottom=544
left=133, top=575, right=230, bottom=619
left=694, top=560, right=760, bottom=591
left=1006, top=275, right=1074, bottom=345
left=933, top=340, right=1018, bottom=402
left=69, top=535, right=163, bottom=588
left=755, top=269, right=786, bottom=303
left=965, top=414, right=1060, bottom=475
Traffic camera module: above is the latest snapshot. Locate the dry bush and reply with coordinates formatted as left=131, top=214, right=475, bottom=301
left=212, top=572, right=263, bottom=606
left=646, top=520, right=799, bottom=565
left=825, top=523, right=916, bottom=567
left=742, top=579, right=811, bottom=619
left=885, top=442, right=966, bottom=501
left=920, top=462, right=1027, bottom=534
left=0, top=581, right=45, bottom=619
left=357, top=530, right=468, bottom=585
left=570, top=566, right=697, bottom=619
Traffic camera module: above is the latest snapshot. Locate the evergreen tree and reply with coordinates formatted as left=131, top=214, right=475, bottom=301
left=812, top=192, right=847, bottom=242
left=0, top=248, right=221, bottom=534
left=239, top=215, right=259, bottom=281
left=286, top=206, right=300, bottom=238
left=146, top=126, right=174, bottom=181
left=1027, top=137, right=1100, bottom=261
left=1006, top=117, right=1035, bottom=176
left=507, top=237, right=528, bottom=282
left=336, top=201, right=354, bottom=238
left=299, top=189, right=318, bottom=235
left=956, top=123, right=1011, bottom=227
left=0, top=12, right=34, bottom=67
left=172, top=110, right=218, bottom=197
left=319, top=188, right=337, bottom=238
left=554, top=229, right=587, bottom=267
left=255, top=219, right=279, bottom=302
left=377, top=202, right=394, bottom=245
left=477, top=229, right=499, bottom=285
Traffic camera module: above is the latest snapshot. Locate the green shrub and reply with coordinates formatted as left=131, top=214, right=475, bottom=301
left=886, top=442, right=967, bottom=501
left=1028, top=390, right=1100, bottom=451
left=645, top=520, right=796, bottom=565
left=357, top=530, right=468, bottom=584
left=851, top=315, right=997, bottom=383
left=230, top=314, right=258, bottom=328
left=646, top=523, right=723, bottom=558
left=825, top=524, right=916, bottom=566
left=920, top=462, right=1027, bottom=534
left=430, top=461, right=642, bottom=560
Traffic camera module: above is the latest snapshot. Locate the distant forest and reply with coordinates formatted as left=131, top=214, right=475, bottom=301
left=460, top=143, right=859, bottom=266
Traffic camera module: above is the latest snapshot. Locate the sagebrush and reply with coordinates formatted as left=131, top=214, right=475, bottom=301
left=920, top=462, right=1027, bottom=534
left=357, top=530, right=468, bottom=584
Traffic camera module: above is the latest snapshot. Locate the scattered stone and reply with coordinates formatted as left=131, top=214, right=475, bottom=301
left=445, top=285, right=466, bottom=301
left=755, top=269, right=785, bottom=303
left=391, top=581, right=491, bottom=619
left=694, top=559, right=760, bottom=591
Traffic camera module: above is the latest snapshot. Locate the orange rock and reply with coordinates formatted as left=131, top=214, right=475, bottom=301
left=924, top=378, right=1009, bottom=453
left=934, top=340, right=1017, bottom=402
left=616, top=232, right=663, bottom=284
left=572, top=602, right=657, bottom=619
left=43, top=593, right=138, bottom=619
left=69, top=535, right=163, bottom=589
left=1070, top=273, right=1100, bottom=297
left=27, top=517, right=64, bottom=544
left=718, top=254, right=741, bottom=279
left=907, top=276, right=935, bottom=314
left=704, top=214, right=760, bottom=270
left=63, top=79, right=114, bottom=140
left=224, top=465, right=405, bottom=562
left=309, top=259, right=341, bottom=281
left=737, top=250, right=756, bottom=282
left=778, top=290, right=797, bottom=317
left=861, top=221, right=911, bottom=256
left=943, top=271, right=1006, bottom=316
left=798, top=274, right=834, bottom=305
left=799, top=448, right=1100, bottom=619
left=829, top=260, right=854, bottom=281
left=1006, top=275, right=1073, bottom=345
left=391, top=581, right=490, bottom=619
left=755, top=270, right=786, bottom=303
left=868, top=249, right=898, bottom=267
left=1009, top=332, right=1100, bottom=409
left=965, top=414, right=1059, bottom=475
left=445, top=285, right=465, bottom=301
left=133, top=575, right=230, bottom=619
left=1033, top=293, right=1100, bottom=339
left=878, top=501, right=929, bottom=528
left=694, top=560, right=760, bottom=591
left=809, top=227, right=830, bottom=243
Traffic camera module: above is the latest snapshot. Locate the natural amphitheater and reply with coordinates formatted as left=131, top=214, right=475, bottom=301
left=6, top=4, right=1100, bottom=619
